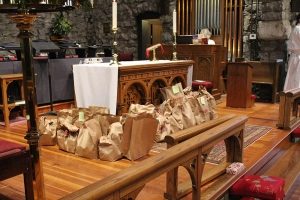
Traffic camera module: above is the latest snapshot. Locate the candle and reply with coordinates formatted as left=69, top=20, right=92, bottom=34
left=112, top=0, right=117, bottom=29
left=173, top=9, right=177, bottom=33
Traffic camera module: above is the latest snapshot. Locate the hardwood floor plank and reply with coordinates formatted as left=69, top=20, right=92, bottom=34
left=0, top=100, right=299, bottom=200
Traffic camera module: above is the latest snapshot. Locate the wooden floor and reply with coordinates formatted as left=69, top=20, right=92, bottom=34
left=1, top=100, right=300, bottom=200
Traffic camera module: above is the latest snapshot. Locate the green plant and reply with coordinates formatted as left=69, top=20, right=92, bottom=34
left=50, top=13, right=72, bottom=36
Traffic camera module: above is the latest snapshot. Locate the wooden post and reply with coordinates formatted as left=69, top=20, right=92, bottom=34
left=9, top=13, right=46, bottom=200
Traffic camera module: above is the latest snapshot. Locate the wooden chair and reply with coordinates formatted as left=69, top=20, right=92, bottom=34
left=0, top=139, right=34, bottom=200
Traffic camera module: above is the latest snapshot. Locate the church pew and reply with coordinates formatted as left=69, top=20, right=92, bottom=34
left=60, top=115, right=247, bottom=200
left=163, top=114, right=236, bottom=199
left=278, top=88, right=300, bottom=130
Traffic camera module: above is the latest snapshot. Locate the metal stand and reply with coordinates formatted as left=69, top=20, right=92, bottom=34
left=172, top=32, right=178, bottom=61
left=110, top=28, right=119, bottom=65
left=38, top=57, right=56, bottom=116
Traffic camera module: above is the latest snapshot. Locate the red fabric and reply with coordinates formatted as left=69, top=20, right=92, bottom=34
left=240, top=198, right=258, bottom=200
left=251, top=94, right=256, bottom=100
left=145, top=48, right=150, bottom=58
left=192, top=81, right=213, bottom=89
left=292, top=127, right=300, bottom=137
left=119, top=52, right=133, bottom=61
left=0, top=139, right=25, bottom=154
left=230, top=175, right=285, bottom=200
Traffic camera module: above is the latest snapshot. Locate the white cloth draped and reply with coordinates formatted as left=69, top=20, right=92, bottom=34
left=73, top=63, right=118, bottom=115
left=284, top=24, right=300, bottom=91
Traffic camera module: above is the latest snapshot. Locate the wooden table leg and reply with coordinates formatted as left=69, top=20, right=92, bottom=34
left=1, top=79, right=10, bottom=127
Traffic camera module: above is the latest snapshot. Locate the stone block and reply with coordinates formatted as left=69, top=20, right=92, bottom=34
left=258, top=20, right=291, bottom=40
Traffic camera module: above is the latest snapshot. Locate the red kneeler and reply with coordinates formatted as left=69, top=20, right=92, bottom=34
left=192, top=80, right=213, bottom=93
left=291, top=127, right=300, bottom=142
left=230, top=175, right=285, bottom=200
left=0, top=139, right=34, bottom=200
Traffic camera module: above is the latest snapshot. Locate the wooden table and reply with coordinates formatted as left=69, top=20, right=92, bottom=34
left=0, top=74, right=24, bottom=127
left=73, top=60, right=194, bottom=114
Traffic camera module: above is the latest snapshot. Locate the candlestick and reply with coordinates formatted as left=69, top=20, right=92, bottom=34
left=172, top=32, right=178, bottom=61
left=110, top=28, right=119, bottom=65
left=173, top=9, right=177, bottom=33
left=112, top=0, right=117, bottom=29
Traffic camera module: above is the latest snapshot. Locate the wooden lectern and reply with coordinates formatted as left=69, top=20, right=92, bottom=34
left=226, top=62, right=253, bottom=108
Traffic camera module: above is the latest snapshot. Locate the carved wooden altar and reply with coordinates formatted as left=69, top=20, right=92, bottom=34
left=157, top=44, right=227, bottom=100
left=117, top=60, right=193, bottom=114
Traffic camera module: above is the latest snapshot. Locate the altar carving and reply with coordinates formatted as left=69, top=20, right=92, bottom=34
left=157, top=44, right=227, bottom=100
left=117, top=60, right=193, bottom=114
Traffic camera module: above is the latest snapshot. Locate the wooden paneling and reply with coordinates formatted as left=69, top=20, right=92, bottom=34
left=158, top=44, right=227, bottom=100
left=226, top=62, right=253, bottom=108
left=117, top=60, right=193, bottom=114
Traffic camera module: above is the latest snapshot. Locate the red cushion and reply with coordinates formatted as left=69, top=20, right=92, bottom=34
left=292, top=127, right=300, bottom=137
left=192, top=80, right=213, bottom=88
left=0, top=140, right=25, bottom=154
left=230, top=175, right=285, bottom=200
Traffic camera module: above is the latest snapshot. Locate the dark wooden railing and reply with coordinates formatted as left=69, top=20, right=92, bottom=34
left=278, top=88, right=300, bottom=130
left=61, top=115, right=247, bottom=200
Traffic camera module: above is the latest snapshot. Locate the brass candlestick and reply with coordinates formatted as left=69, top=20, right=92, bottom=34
left=172, top=32, right=178, bottom=61
left=110, top=28, right=119, bottom=65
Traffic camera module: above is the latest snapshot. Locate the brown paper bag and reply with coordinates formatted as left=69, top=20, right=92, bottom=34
left=57, top=128, right=78, bottom=153
left=98, top=122, right=123, bottom=161
left=155, top=114, right=171, bottom=142
left=122, top=114, right=158, bottom=160
left=186, top=96, right=205, bottom=124
left=38, top=115, right=58, bottom=146
left=160, top=82, right=184, bottom=100
left=181, top=99, right=196, bottom=128
left=89, top=106, right=110, bottom=115
left=75, top=118, right=102, bottom=159
left=128, top=104, right=156, bottom=117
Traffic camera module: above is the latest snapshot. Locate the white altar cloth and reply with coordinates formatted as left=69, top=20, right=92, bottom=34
left=73, top=60, right=193, bottom=115
left=73, top=63, right=118, bottom=115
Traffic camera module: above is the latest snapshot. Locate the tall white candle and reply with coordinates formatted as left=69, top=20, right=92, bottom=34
left=173, top=9, right=177, bottom=33
left=112, top=0, right=117, bottom=29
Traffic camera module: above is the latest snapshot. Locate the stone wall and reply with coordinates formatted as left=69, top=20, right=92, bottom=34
left=0, top=0, right=296, bottom=61
left=0, top=0, right=175, bottom=59
left=243, top=0, right=295, bottom=61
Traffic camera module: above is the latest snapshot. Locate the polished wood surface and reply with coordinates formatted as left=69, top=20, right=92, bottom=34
left=226, top=62, right=253, bottom=108
left=277, top=88, right=300, bottom=130
left=0, top=74, right=24, bottom=127
left=117, top=60, right=193, bottom=114
left=250, top=61, right=280, bottom=103
left=61, top=116, right=247, bottom=200
left=0, top=99, right=300, bottom=200
left=158, top=45, right=227, bottom=100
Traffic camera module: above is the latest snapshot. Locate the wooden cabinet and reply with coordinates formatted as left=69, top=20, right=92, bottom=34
left=250, top=61, right=280, bottom=103
left=226, top=62, right=253, bottom=108
left=224, top=61, right=281, bottom=103
left=158, top=44, right=227, bottom=100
